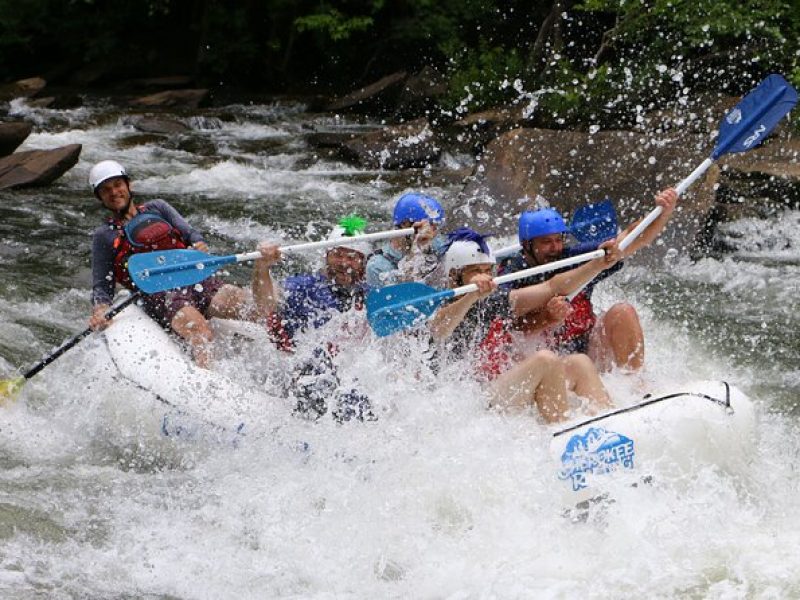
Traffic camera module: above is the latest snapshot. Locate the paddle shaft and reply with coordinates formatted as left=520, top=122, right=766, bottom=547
left=22, top=292, right=142, bottom=380
left=139, top=228, right=415, bottom=279
left=451, top=249, right=605, bottom=298
left=621, top=80, right=793, bottom=253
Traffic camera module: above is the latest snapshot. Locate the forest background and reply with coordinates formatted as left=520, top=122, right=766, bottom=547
left=1, top=0, right=798, bottom=127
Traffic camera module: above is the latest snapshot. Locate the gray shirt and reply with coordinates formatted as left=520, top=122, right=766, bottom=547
left=90, top=199, right=203, bottom=305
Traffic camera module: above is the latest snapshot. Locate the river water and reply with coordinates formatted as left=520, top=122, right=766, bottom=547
left=0, top=97, right=798, bottom=598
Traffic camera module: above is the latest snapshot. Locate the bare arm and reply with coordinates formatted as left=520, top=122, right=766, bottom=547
left=430, top=274, right=495, bottom=341
left=251, top=242, right=282, bottom=318
left=620, top=188, right=677, bottom=257
left=509, top=239, right=620, bottom=318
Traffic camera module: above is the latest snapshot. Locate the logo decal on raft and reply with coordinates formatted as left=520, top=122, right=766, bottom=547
left=557, top=427, right=635, bottom=491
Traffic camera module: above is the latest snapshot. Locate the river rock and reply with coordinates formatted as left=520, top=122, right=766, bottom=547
left=19, top=94, right=83, bottom=110
left=394, top=66, right=448, bottom=118
left=340, top=118, right=441, bottom=169
left=325, top=72, right=407, bottom=114
left=0, top=144, right=81, bottom=190
left=459, top=127, right=716, bottom=260
left=124, top=116, right=190, bottom=134
left=0, top=77, right=47, bottom=102
left=0, top=122, right=33, bottom=156
left=448, top=105, right=529, bottom=154
left=129, top=89, right=209, bottom=109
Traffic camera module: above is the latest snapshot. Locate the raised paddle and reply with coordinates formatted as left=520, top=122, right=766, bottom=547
left=619, top=73, right=797, bottom=253
left=0, top=292, right=143, bottom=403
left=493, top=199, right=618, bottom=259
left=367, top=248, right=606, bottom=337
left=129, top=227, right=415, bottom=294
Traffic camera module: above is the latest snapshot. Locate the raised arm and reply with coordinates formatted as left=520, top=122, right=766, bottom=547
left=619, top=188, right=677, bottom=257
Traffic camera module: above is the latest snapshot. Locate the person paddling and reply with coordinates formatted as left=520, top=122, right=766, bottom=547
left=498, top=188, right=678, bottom=372
left=366, top=192, right=449, bottom=288
left=256, top=216, right=375, bottom=422
left=87, top=160, right=278, bottom=368
left=429, top=228, right=620, bottom=424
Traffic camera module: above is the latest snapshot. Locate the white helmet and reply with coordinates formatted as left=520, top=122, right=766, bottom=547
left=444, top=240, right=495, bottom=274
left=89, top=160, right=128, bottom=192
left=327, top=226, right=371, bottom=257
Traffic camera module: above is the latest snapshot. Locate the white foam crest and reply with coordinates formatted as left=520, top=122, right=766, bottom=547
left=717, top=209, right=800, bottom=261
left=4, top=290, right=800, bottom=596
left=7, top=98, right=96, bottom=127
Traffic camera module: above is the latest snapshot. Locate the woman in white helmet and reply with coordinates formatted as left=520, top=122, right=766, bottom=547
left=429, top=227, right=620, bottom=423
left=87, top=160, right=279, bottom=368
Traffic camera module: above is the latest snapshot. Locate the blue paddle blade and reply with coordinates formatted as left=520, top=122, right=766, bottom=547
left=128, top=249, right=234, bottom=294
left=366, top=282, right=456, bottom=337
left=569, top=199, right=617, bottom=243
left=714, top=74, right=798, bottom=159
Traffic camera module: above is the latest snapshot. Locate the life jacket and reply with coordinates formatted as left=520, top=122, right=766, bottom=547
left=474, top=317, right=514, bottom=381
left=111, top=207, right=188, bottom=289
left=553, top=290, right=596, bottom=345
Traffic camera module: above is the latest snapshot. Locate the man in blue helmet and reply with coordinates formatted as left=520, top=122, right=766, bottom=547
left=497, top=188, right=678, bottom=372
left=366, top=192, right=449, bottom=288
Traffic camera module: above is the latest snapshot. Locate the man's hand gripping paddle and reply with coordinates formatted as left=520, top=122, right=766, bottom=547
left=0, top=293, right=142, bottom=403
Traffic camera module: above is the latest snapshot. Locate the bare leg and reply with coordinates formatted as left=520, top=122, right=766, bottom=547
left=208, top=284, right=251, bottom=320
left=207, top=257, right=277, bottom=323
left=171, top=306, right=214, bottom=368
left=588, top=302, right=644, bottom=372
left=562, top=354, right=613, bottom=414
left=489, top=350, right=570, bottom=423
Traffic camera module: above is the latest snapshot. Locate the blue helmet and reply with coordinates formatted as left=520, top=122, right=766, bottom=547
left=518, top=208, right=567, bottom=242
left=392, top=193, right=445, bottom=226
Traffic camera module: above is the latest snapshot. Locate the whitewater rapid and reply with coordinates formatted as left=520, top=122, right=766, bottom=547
left=1, top=98, right=798, bottom=598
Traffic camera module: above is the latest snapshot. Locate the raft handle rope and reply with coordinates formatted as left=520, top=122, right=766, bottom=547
left=553, top=381, right=733, bottom=438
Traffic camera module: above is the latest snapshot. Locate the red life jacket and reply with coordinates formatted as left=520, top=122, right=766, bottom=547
left=475, top=317, right=514, bottom=381
left=554, top=290, right=596, bottom=345
left=111, top=207, right=188, bottom=290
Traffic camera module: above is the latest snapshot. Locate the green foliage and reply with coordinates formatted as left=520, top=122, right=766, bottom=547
left=295, top=10, right=374, bottom=41
left=444, top=43, right=525, bottom=115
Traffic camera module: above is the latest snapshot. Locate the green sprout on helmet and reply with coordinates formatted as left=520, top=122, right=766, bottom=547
left=338, top=214, right=367, bottom=237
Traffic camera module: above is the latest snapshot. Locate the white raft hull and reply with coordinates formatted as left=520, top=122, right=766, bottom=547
left=94, top=302, right=280, bottom=441
left=550, top=380, right=756, bottom=505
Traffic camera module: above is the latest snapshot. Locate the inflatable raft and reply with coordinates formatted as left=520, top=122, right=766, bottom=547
left=550, top=380, right=756, bottom=506
left=93, top=299, right=283, bottom=442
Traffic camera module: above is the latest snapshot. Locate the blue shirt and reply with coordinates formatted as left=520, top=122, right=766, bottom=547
left=279, top=273, right=368, bottom=339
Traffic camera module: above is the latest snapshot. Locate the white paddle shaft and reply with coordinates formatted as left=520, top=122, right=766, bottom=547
left=618, top=157, right=714, bottom=252
left=451, top=249, right=605, bottom=297
left=564, top=156, right=715, bottom=301
left=233, top=228, right=415, bottom=262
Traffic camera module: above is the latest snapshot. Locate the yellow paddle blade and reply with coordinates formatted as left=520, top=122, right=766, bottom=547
left=0, top=377, right=25, bottom=404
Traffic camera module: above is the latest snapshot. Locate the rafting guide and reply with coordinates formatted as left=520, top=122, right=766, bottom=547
left=87, top=160, right=279, bottom=368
